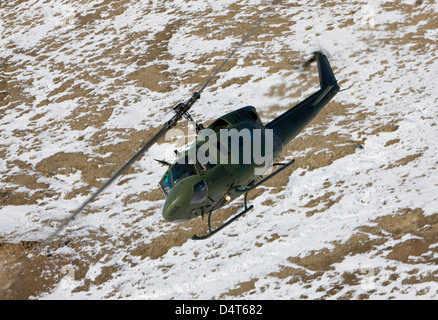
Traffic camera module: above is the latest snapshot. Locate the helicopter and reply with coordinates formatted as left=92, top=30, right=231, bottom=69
left=42, top=1, right=341, bottom=245
left=158, top=51, right=339, bottom=239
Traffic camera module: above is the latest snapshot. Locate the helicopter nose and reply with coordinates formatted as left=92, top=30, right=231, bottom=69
left=162, top=180, right=209, bottom=222
left=162, top=182, right=193, bottom=222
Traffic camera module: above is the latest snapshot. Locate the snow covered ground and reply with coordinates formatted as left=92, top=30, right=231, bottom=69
left=0, top=0, right=437, bottom=299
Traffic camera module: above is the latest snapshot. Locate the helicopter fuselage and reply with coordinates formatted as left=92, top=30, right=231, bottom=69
left=160, top=106, right=282, bottom=222
left=160, top=52, right=340, bottom=224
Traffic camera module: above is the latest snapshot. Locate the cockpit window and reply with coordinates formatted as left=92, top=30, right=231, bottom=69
left=171, top=156, right=198, bottom=185
left=198, top=148, right=218, bottom=172
left=160, top=171, right=172, bottom=196
left=159, top=155, right=199, bottom=197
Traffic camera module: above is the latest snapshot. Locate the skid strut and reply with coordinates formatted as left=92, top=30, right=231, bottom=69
left=191, top=159, right=295, bottom=240
left=192, top=193, right=254, bottom=240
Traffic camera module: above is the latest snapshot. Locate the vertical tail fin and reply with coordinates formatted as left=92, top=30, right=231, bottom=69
left=314, top=51, right=337, bottom=88
left=265, top=52, right=340, bottom=145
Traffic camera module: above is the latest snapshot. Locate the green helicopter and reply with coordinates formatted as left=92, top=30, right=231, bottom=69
left=158, top=51, right=339, bottom=239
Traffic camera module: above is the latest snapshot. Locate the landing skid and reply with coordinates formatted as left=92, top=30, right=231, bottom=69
left=191, top=158, right=295, bottom=240
left=191, top=194, right=254, bottom=240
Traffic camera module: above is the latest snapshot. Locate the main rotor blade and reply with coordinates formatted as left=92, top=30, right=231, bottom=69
left=42, top=124, right=170, bottom=246
left=43, top=90, right=200, bottom=246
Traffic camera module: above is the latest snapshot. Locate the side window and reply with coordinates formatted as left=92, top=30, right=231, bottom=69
left=171, top=156, right=197, bottom=185
left=190, top=180, right=208, bottom=204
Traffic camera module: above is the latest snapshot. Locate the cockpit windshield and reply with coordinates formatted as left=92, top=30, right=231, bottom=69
left=160, top=155, right=198, bottom=197
left=161, top=172, right=172, bottom=194
left=171, top=156, right=197, bottom=185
